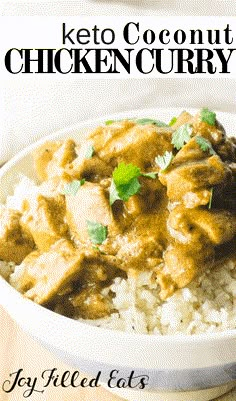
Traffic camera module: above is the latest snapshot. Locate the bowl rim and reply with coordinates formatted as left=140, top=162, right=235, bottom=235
left=0, top=106, right=235, bottom=344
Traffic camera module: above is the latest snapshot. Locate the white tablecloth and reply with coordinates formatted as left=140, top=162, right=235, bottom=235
left=0, top=306, right=235, bottom=401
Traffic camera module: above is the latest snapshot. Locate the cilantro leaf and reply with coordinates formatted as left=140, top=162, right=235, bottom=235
left=112, top=162, right=141, bottom=186
left=109, top=162, right=141, bottom=205
left=119, top=178, right=141, bottom=201
left=85, top=145, right=95, bottom=159
left=110, top=177, right=141, bottom=204
left=62, top=179, right=85, bottom=196
left=105, top=118, right=168, bottom=128
left=200, top=108, right=216, bottom=126
left=105, top=118, right=133, bottom=126
left=87, top=221, right=108, bottom=244
left=171, top=123, right=192, bottom=150
left=155, top=151, right=173, bottom=172
left=169, top=116, right=177, bottom=126
left=195, top=136, right=216, bottom=155
left=135, top=118, right=168, bottom=127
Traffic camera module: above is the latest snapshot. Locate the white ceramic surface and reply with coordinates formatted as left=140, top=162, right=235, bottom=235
left=0, top=108, right=235, bottom=401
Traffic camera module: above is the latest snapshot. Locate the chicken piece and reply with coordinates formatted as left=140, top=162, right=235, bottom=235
left=34, top=141, right=61, bottom=181
left=160, top=205, right=236, bottom=298
left=191, top=112, right=236, bottom=162
left=89, top=120, right=173, bottom=170
left=217, top=138, right=236, bottom=162
left=66, top=182, right=119, bottom=243
left=191, top=112, right=226, bottom=146
left=10, top=239, right=85, bottom=304
left=125, top=195, right=143, bottom=217
left=68, top=251, right=125, bottom=319
left=169, top=138, right=215, bottom=208
left=168, top=206, right=236, bottom=246
left=189, top=209, right=236, bottom=245
left=70, top=287, right=113, bottom=319
left=21, top=194, right=67, bottom=252
left=182, top=189, right=212, bottom=209
left=171, top=111, right=193, bottom=130
left=68, top=140, right=112, bottom=181
left=78, top=255, right=119, bottom=285
left=159, top=154, right=232, bottom=204
left=0, top=206, right=34, bottom=264
left=172, top=137, right=211, bottom=165
left=158, top=242, right=215, bottom=299
left=125, top=178, right=166, bottom=216
left=34, top=139, right=76, bottom=181
left=114, top=232, right=164, bottom=272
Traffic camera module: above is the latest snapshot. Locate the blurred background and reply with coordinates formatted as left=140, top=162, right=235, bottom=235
left=1, top=78, right=236, bottom=164
left=0, top=1, right=236, bottom=164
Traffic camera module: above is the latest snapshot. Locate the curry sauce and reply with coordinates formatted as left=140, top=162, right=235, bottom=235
left=1, top=109, right=235, bottom=320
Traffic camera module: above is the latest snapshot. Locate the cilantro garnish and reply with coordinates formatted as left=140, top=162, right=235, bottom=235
left=208, top=188, right=214, bottom=209
left=62, top=179, right=85, bottom=196
left=195, top=136, right=216, bottom=155
left=87, top=221, right=108, bottom=244
left=135, top=118, right=168, bottom=127
left=169, top=117, right=177, bottom=126
left=171, top=123, right=192, bottom=150
left=85, top=145, right=95, bottom=159
left=200, top=108, right=216, bottom=126
left=155, top=151, right=173, bottom=172
left=105, top=118, right=168, bottom=127
left=105, top=118, right=133, bottom=125
left=109, top=162, right=141, bottom=205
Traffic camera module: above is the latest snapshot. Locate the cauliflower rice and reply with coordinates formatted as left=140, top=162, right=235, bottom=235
left=83, top=259, right=236, bottom=335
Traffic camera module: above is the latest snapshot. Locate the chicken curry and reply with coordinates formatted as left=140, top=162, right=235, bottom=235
left=1, top=109, right=236, bottom=320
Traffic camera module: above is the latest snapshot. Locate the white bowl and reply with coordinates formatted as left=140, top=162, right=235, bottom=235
left=0, top=108, right=235, bottom=401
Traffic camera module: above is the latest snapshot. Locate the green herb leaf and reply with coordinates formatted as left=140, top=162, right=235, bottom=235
left=62, top=179, right=85, bottom=196
left=142, top=172, right=157, bottom=179
left=171, top=123, right=192, bottom=150
left=110, top=177, right=141, bottom=204
left=155, top=151, right=173, bottom=172
left=112, top=162, right=141, bottom=186
left=195, top=136, right=216, bottom=155
left=105, top=118, right=133, bottom=126
left=200, top=108, right=216, bottom=126
left=169, top=116, right=177, bottom=126
left=105, top=118, right=168, bottom=127
left=87, top=221, right=108, bottom=244
left=135, top=118, right=168, bottom=127
left=110, top=162, right=141, bottom=205
left=85, top=145, right=95, bottom=159
left=208, top=188, right=214, bottom=209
